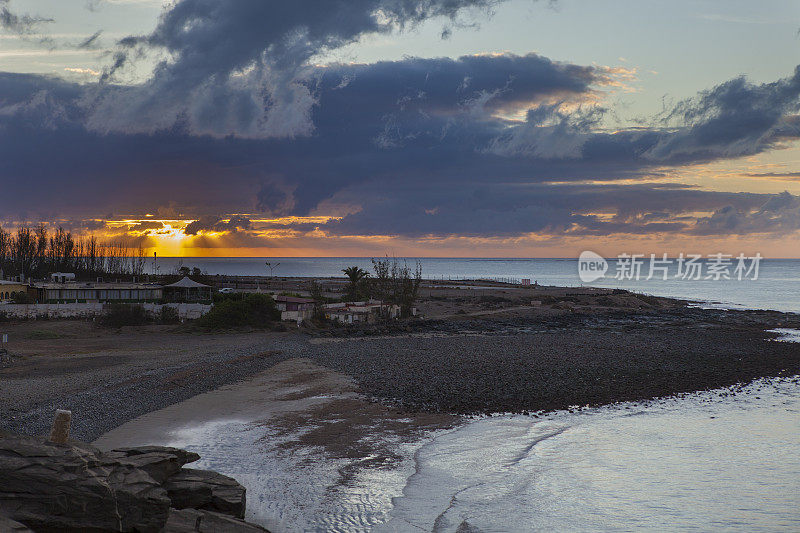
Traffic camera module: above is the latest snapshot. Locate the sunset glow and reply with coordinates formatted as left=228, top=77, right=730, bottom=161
left=0, top=0, right=799, bottom=258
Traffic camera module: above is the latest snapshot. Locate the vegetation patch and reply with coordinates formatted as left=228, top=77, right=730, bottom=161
left=198, top=293, right=280, bottom=330
left=98, top=304, right=151, bottom=328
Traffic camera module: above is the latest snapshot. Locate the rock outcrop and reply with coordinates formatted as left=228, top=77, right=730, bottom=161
left=104, top=446, right=202, bottom=484
left=0, top=431, right=267, bottom=532
left=164, top=468, right=247, bottom=519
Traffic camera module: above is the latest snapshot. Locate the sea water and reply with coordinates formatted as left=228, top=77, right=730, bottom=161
left=161, top=378, right=800, bottom=532
left=379, top=378, right=800, bottom=532
left=150, top=257, right=800, bottom=313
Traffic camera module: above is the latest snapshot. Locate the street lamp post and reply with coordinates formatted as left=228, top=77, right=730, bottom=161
left=265, top=261, right=280, bottom=290
left=265, top=261, right=280, bottom=277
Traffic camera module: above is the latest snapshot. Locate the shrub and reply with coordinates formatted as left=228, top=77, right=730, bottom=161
left=213, top=292, right=247, bottom=304
left=198, top=293, right=280, bottom=330
left=158, top=305, right=180, bottom=324
left=99, top=304, right=151, bottom=328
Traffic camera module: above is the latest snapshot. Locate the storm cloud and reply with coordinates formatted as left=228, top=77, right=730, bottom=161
left=89, top=0, right=513, bottom=138
left=1, top=0, right=800, bottom=243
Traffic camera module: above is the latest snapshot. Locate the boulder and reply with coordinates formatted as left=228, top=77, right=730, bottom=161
left=0, top=514, right=34, bottom=532
left=164, top=508, right=269, bottom=532
left=0, top=432, right=171, bottom=532
left=164, top=468, right=247, bottom=519
left=0, top=432, right=267, bottom=532
left=105, top=446, right=201, bottom=483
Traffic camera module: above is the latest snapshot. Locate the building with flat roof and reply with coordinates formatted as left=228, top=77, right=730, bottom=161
left=274, top=295, right=315, bottom=312
left=29, top=281, right=163, bottom=304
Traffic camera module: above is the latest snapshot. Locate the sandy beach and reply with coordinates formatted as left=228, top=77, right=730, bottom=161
left=93, top=358, right=459, bottom=531
left=94, top=357, right=457, bottom=459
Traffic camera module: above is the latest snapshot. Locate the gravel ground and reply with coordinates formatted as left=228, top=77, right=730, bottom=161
left=305, top=310, right=800, bottom=414
left=1, top=332, right=304, bottom=442
left=3, top=305, right=799, bottom=441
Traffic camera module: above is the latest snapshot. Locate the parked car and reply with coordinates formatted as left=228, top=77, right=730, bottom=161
left=218, top=287, right=235, bottom=294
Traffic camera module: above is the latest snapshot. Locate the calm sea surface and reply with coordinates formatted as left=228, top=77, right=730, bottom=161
left=153, top=257, right=800, bottom=313
left=149, top=257, right=799, bottom=532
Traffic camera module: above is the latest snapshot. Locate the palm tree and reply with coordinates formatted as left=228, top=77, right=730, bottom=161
left=342, top=266, right=369, bottom=302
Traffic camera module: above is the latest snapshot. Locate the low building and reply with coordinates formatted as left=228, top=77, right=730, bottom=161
left=274, top=295, right=316, bottom=324
left=274, top=295, right=315, bottom=312
left=0, top=281, right=30, bottom=301
left=29, top=281, right=163, bottom=304
left=50, top=272, right=76, bottom=283
left=323, top=301, right=402, bottom=324
left=163, top=277, right=212, bottom=303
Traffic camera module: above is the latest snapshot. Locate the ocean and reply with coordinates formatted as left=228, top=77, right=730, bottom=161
left=145, top=257, right=799, bottom=532
left=153, top=257, right=800, bottom=313
left=158, top=377, right=800, bottom=532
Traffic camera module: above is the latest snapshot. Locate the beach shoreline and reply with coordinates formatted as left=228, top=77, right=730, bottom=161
left=2, top=284, right=799, bottom=439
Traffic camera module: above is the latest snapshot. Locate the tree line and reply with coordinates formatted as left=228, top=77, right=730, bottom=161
left=0, top=224, right=148, bottom=280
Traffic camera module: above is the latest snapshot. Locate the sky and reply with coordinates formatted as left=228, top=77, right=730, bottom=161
left=1, top=0, right=799, bottom=257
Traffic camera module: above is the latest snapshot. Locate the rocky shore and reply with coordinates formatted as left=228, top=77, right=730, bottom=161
left=306, top=306, right=800, bottom=414
left=0, top=431, right=268, bottom=532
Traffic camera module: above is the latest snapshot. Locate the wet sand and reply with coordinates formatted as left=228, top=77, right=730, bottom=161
left=94, top=357, right=457, bottom=461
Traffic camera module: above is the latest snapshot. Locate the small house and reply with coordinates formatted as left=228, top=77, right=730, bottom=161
left=50, top=272, right=76, bottom=283
left=273, top=295, right=316, bottom=312
left=274, top=295, right=316, bottom=324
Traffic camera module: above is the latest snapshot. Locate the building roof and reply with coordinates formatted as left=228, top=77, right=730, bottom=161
left=164, top=276, right=211, bottom=289
left=33, top=282, right=162, bottom=289
left=274, top=295, right=315, bottom=304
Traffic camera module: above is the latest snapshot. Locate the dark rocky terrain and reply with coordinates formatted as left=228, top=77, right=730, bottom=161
left=307, top=306, right=800, bottom=414
left=0, top=431, right=267, bottom=532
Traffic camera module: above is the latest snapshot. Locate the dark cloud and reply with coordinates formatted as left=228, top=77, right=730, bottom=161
left=320, top=181, right=774, bottom=237
left=490, top=66, right=800, bottom=164
left=89, top=0, right=512, bottom=137
left=78, top=30, right=103, bottom=50
left=0, top=0, right=53, bottom=35
left=184, top=215, right=252, bottom=235
left=742, top=171, right=800, bottom=181
left=0, top=0, right=799, bottom=241
left=256, top=182, right=295, bottom=216
left=692, top=191, right=800, bottom=236
left=2, top=58, right=800, bottom=238
left=129, top=221, right=165, bottom=231
left=645, top=67, right=800, bottom=162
